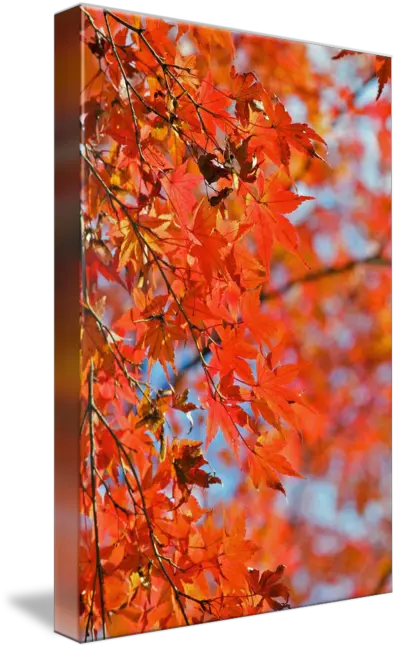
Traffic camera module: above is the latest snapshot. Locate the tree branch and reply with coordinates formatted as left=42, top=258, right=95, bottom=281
left=93, top=406, right=190, bottom=626
left=261, top=253, right=390, bottom=302
left=332, top=72, right=377, bottom=126
left=104, top=12, right=146, bottom=164
left=177, top=253, right=390, bottom=376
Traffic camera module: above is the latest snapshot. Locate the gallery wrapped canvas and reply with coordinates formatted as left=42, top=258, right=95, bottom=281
left=54, top=4, right=392, bottom=642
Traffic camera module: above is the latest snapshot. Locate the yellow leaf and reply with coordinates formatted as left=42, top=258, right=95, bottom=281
left=129, top=571, right=140, bottom=590
left=110, top=171, right=122, bottom=187
left=118, top=229, right=136, bottom=270
left=232, top=169, right=239, bottom=190
left=151, top=124, right=168, bottom=140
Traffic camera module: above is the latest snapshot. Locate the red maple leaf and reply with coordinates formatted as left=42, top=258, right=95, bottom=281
left=248, top=91, right=326, bottom=169
left=240, top=290, right=281, bottom=345
left=376, top=55, right=391, bottom=99
left=209, top=327, right=256, bottom=383
left=189, top=200, right=229, bottom=283
left=230, top=67, right=264, bottom=126
left=246, top=172, right=313, bottom=271
left=332, top=48, right=361, bottom=61
left=205, top=394, right=242, bottom=459
left=197, top=71, right=234, bottom=135
left=252, top=352, right=302, bottom=431
left=161, top=161, right=201, bottom=228
left=248, top=435, right=304, bottom=495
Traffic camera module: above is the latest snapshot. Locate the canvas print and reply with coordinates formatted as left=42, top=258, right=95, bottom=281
left=55, top=4, right=392, bottom=641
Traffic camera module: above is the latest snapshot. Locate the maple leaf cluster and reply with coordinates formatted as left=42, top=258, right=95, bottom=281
left=79, top=6, right=391, bottom=641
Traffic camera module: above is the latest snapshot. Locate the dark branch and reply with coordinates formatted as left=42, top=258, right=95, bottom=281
left=261, top=253, right=390, bottom=302
left=178, top=254, right=390, bottom=375
left=93, top=406, right=190, bottom=625
left=332, top=72, right=377, bottom=126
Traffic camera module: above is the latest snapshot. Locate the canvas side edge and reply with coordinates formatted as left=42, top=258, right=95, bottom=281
left=55, top=6, right=82, bottom=642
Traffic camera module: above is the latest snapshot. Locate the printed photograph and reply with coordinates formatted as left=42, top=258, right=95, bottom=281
left=79, top=5, right=392, bottom=640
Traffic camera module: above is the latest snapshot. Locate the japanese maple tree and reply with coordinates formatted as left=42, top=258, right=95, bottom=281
left=79, top=6, right=391, bottom=641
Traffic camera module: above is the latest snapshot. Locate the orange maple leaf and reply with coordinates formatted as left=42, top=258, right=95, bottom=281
left=230, top=67, right=264, bottom=126
left=248, top=565, right=290, bottom=610
left=248, top=91, right=326, bottom=169
left=248, top=435, right=304, bottom=495
left=240, top=290, right=281, bottom=345
left=197, top=71, right=234, bottom=135
left=253, top=352, right=302, bottom=432
left=332, top=48, right=360, bottom=61
left=189, top=200, right=229, bottom=283
left=139, top=316, right=185, bottom=378
left=205, top=395, right=242, bottom=459
left=209, top=327, right=256, bottom=383
left=220, top=513, right=259, bottom=587
left=161, top=161, right=200, bottom=228
left=246, top=173, right=313, bottom=271
left=376, top=55, right=391, bottom=99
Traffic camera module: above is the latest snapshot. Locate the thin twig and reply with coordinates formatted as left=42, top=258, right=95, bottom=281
left=104, top=13, right=146, bottom=164
left=84, top=568, right=98, bottom=642
left=261, top=253, right=391, bottom=301
left=131, top=220, right=221, bottom=398
left=93, top=406, right=190, bottom=625
left=95, top=467, right=132, bottom=516
left=178, top=253, right=391, bottom=375
left=332, top=72, right=377, bottom=126
left=84, top=301, right=150, bottom=402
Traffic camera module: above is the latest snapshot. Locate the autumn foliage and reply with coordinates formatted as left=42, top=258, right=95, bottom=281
left=79, top=6, right=391, bottom=641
